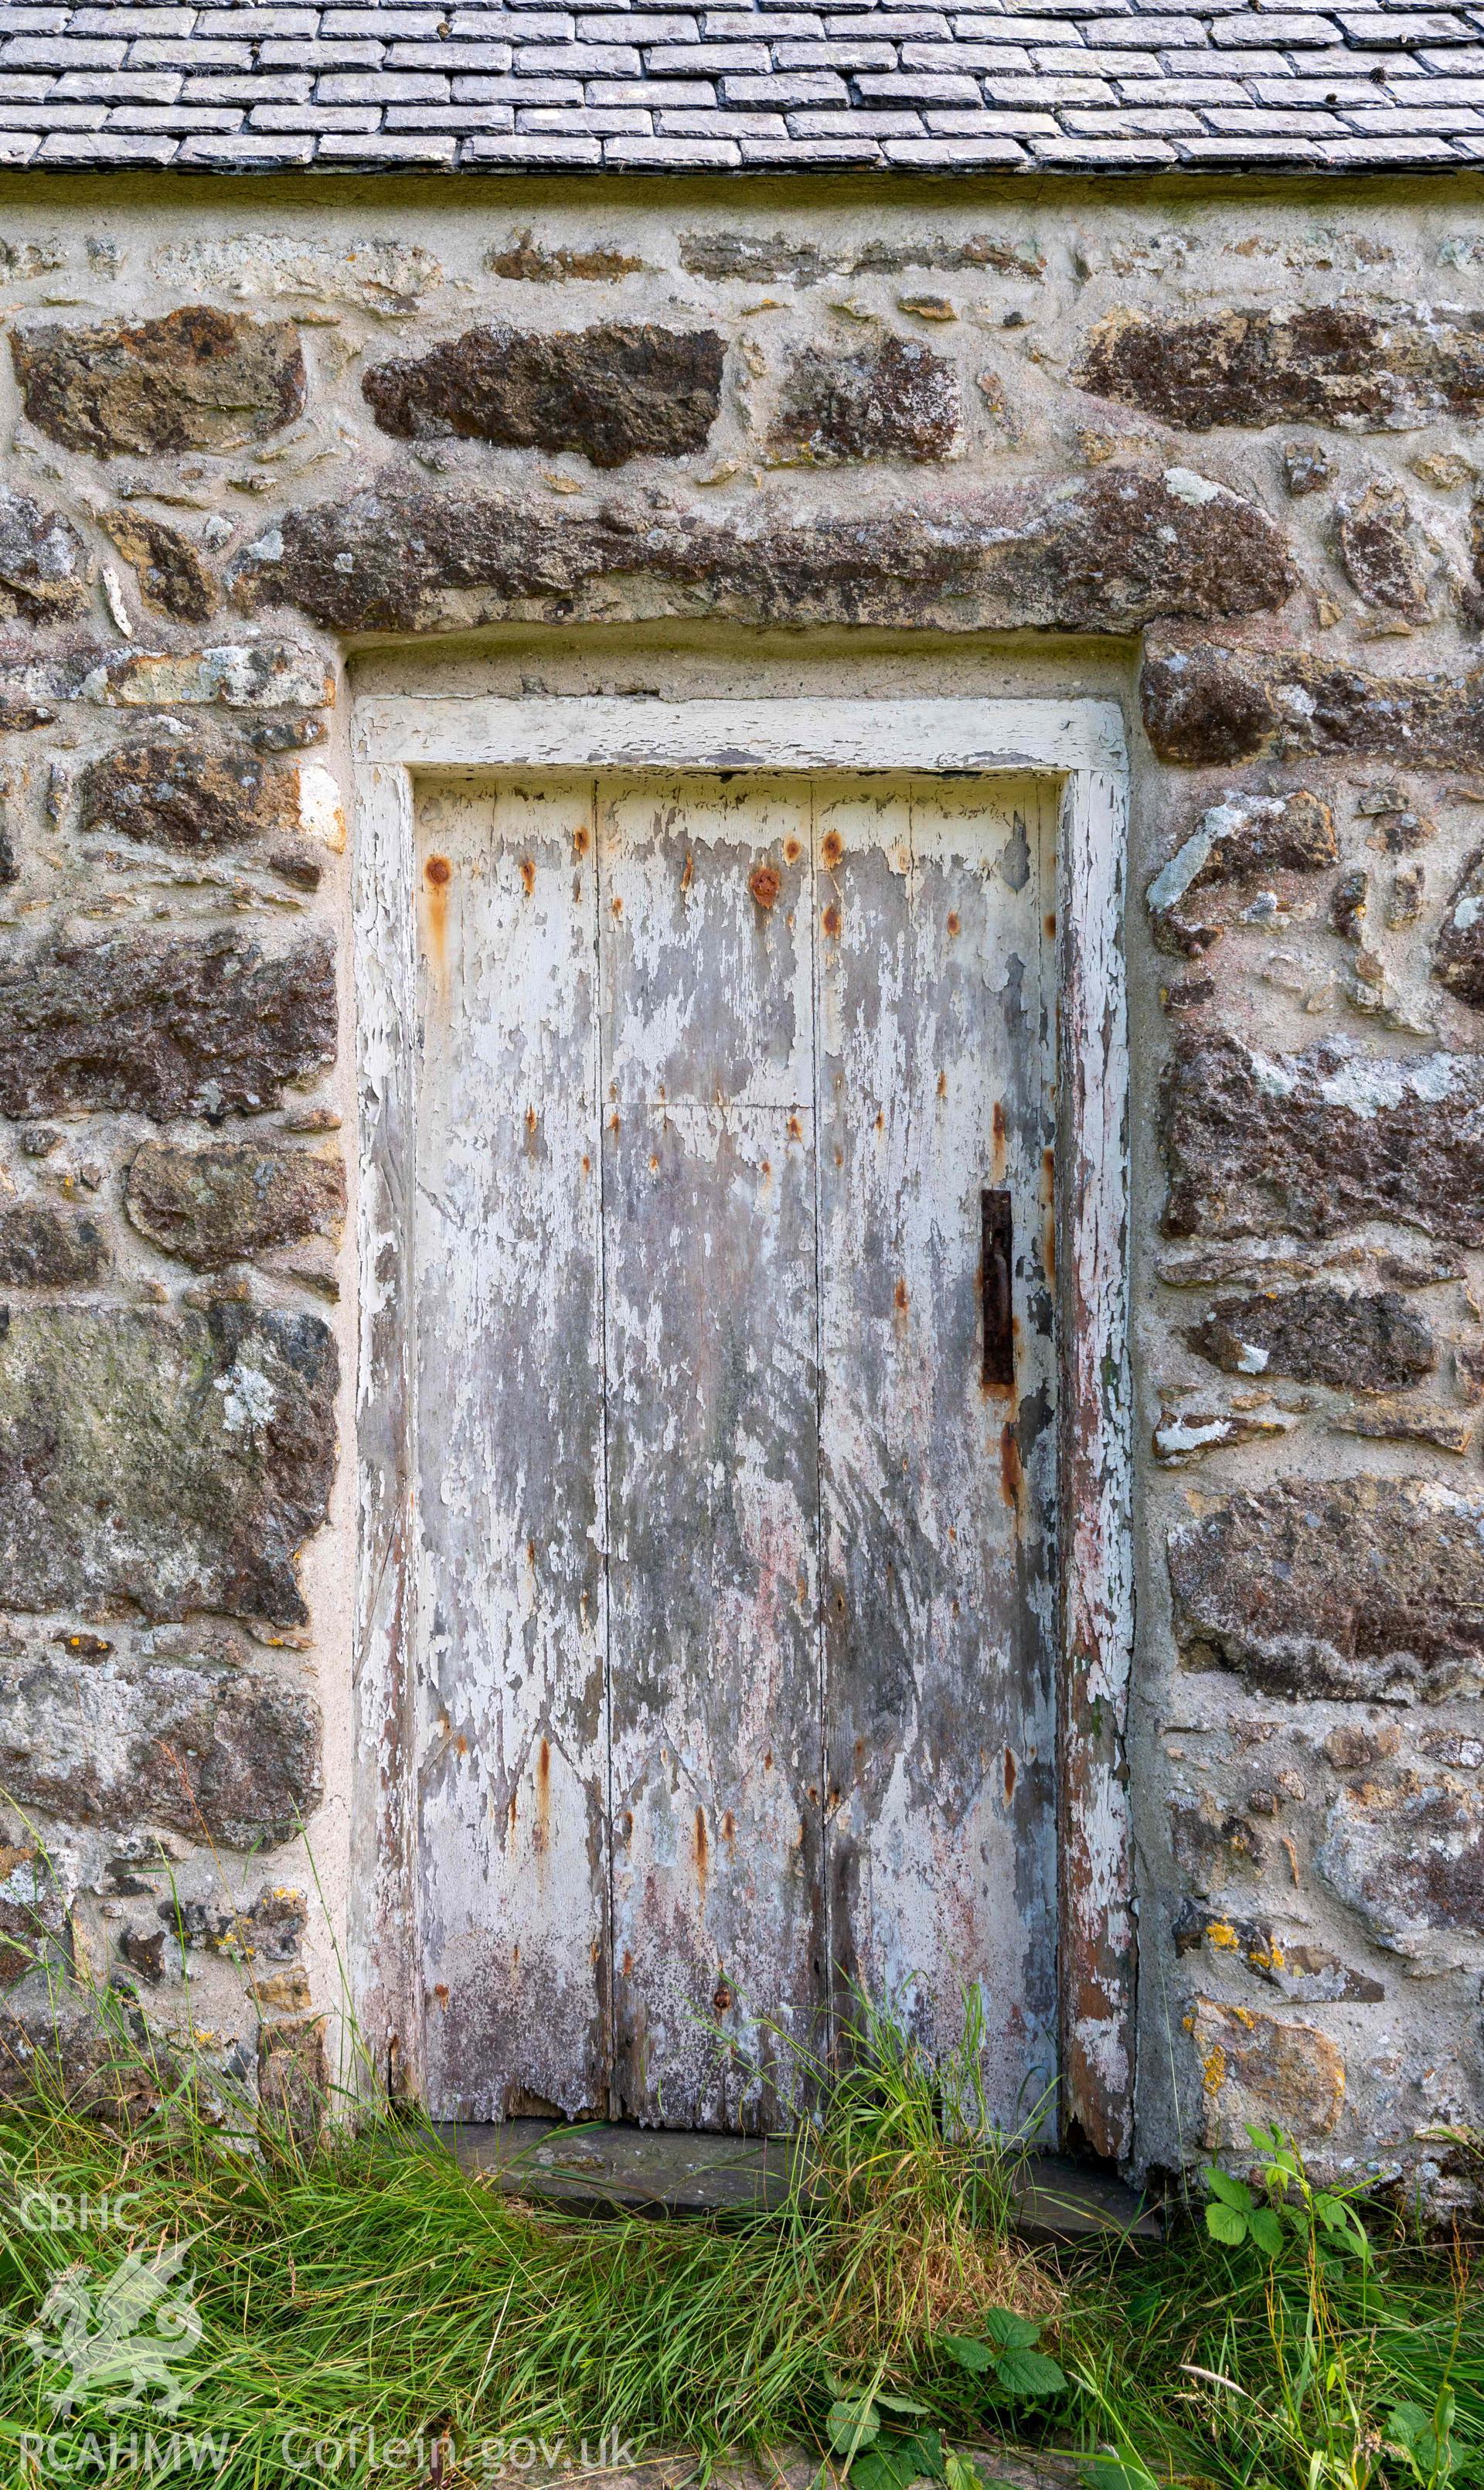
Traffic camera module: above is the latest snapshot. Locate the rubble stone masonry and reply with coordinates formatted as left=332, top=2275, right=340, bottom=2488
left=1, top=171, right=1483, bottom=2209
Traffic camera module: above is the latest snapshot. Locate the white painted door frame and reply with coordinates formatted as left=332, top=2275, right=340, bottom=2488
left=349, top=695, right=1135, bottom=2160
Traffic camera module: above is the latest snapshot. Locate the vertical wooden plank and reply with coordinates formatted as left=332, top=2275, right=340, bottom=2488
left=602, top=774, right=825, bottom=2130
left=350, top=754, right=423, bottom=2103
left=1057, top=767, right=1135, bottom=2161
left=817, top=775, right=1059, bottom=2128
left=412, top=774, right=610, bottom=2121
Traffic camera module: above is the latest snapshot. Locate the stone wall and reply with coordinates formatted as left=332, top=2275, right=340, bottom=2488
left=2, top=171, right=1482, bottom=2195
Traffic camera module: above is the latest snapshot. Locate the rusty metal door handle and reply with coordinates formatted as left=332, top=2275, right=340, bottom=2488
left=982, top=1188, right=1013, bottom=1388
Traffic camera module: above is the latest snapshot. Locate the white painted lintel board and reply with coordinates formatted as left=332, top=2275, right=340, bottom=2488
left=353, top=696, right=1128, bottom=780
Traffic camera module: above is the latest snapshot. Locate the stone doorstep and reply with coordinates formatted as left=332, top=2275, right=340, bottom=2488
left=439, top=2118, right=1162, bottom=2241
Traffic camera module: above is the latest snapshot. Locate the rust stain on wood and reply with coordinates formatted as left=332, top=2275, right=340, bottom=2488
left=422, top=853, right=451, bottom=986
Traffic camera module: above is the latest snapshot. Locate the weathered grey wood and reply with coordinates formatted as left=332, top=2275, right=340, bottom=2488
left=356, top=699, right=1127, bottom=781
left=355, top=701, right=1133, bottom=2154
left=601, top=776, right=822, bottom=2130
left=815, top=776, right=1059, bottom=2128
left=351, top=754, right=424, bottom=2104
left=412, top=775, right=610, bottom=2120
left=1055, top=766, right=1135, bottom=2162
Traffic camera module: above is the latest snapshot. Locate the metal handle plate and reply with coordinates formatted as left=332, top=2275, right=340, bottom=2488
left=982, top=1188, right=1013, bottom=1388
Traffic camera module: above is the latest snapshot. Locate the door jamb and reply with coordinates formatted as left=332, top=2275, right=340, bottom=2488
left=349, top=695, right=1135, bottom=2161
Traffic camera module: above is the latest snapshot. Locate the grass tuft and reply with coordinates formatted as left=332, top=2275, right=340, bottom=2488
left=791, top=1988, right=1060, bottom=2363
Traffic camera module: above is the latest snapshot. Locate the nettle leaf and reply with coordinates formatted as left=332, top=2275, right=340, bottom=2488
left=992, top=2348, right=1067, bottom=2398
left=1388, top=2405, right=1435, bottom=2449
left=939, top=2336, right=996, bottom=2376
left=1081, top=2460, right=1160, bottom=2490
left=980, top=2308, right=1043, bottom=2351
left=943, top=2456, right=984, bottom=2490
left=855, top=2431, right=945, bottom=2490
left=829, top=2400, right=881, bottom=2453
left=875, top=2392, right=931, bottom=2417
left=1247, top=2208, right=1285, bottom=2258
left=1205, top=2202, right=1248, bottom=2246
left=1204, top=2168, right=1254, bottom=2214
left=1247, top=2121, right=1293, bottom=2170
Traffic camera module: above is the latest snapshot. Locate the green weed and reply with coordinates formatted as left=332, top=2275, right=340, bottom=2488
left=1067, top=2127, right=1480, bottom=2490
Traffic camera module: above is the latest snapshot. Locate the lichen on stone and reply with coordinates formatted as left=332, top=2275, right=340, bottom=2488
left=0, top=928, right=335, bottom=1119
left=10, top=305, right=305, bottom=458
left=1168, top=1477, right=1484, bottom=1702
left=361, top=322, right=724, bottom=466
left=0, top=1302, right=338, bottom=1626
left=1078, top=305, right=1484, bottom=432
left=125, top=1141, right=344, bottom=1271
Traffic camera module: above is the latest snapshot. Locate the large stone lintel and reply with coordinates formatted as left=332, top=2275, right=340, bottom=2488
left=230, top=468, right=1295, bottom=637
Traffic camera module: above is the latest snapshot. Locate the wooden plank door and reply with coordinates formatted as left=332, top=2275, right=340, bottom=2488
left=410, top=767, right=1057, bottom=2131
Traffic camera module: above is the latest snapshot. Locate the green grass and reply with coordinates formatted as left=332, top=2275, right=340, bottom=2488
left=0, top=1994, right=1477, bottom=2490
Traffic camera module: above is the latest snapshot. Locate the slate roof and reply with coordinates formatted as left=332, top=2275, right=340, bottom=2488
left=7, top=0, right=1484, bottom=173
